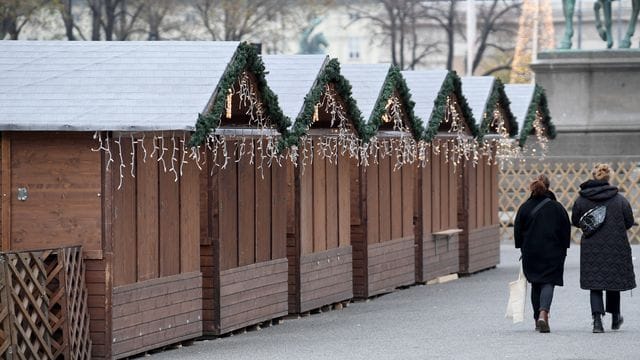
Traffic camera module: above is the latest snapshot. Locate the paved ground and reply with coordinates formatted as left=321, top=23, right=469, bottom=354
left=149, top=245, right=640, bottom=360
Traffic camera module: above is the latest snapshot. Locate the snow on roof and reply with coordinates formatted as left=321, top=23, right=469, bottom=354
left=0, top=40, right=239, bottom=131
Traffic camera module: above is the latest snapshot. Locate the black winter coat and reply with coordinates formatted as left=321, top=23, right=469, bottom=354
left=571, top=180, right=636, bottom=291
left=515, top=191, right=571, bottom=286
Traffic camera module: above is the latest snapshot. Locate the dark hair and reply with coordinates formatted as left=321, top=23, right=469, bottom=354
left=530, top=174, right=549, bottom=197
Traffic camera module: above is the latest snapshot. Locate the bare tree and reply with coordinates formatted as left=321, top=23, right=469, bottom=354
left=114, top=0, right=145, bottom=40
left=350, top=0, right=439, bottom=70
left=58, top=0, right=75, bottom=40
left=421, top=0, right=459, bottom=70
left=462, top=0, right=521, bottom=75
left=86, top=0, right=101, bottom=39
left=193, top=0, right=291, bottom=41
left=143, top=0, right=173, bottom=40
left=0, top=0, right=50, bottom=39
left=83, top=0, right=144, bottom=40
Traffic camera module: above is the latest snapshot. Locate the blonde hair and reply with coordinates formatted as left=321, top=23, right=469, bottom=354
left=592, top=163, right=611, bottom=182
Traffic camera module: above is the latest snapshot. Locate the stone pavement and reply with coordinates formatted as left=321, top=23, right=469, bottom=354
left=148, top=245, right=640, bottom=360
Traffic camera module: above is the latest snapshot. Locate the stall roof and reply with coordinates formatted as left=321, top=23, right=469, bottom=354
left=262, top=54, right=327, bottom=124
left=461, top=76, right=495, bottom=124
left=0, top=41, right=239, bottom=132
left=263, top=56, right=367, bottom=143
left=504, top=83, right=555, bottom=146
left=340, top=63, right=390, bottom=122
left=461, top=76, right=517, bottom=138
left=342, top=64, right=423, bottom=140
left=401, top=70, right=477, bottom=140
left=504, top=84, right=535, bottom=133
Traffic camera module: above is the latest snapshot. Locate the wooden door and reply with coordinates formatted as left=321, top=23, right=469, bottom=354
left=3, top=132, right=103, bottom=257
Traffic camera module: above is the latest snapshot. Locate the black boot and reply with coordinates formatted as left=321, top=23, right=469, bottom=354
left=612, top=313, right=624, bottom=330
left=593, top=313, right=604, bottom=333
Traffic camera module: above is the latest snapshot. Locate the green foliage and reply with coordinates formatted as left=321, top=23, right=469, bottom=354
left=189, top=42, right=290, bottom=147
left=518, top=84, right=556, bottom=147
left=423, top=71, right=478, bottom=142
left=367, top=66, right=424, bottom=141
left=478, top=78, right=518, bottom=140
left=284, top=58, right=367, bottom=147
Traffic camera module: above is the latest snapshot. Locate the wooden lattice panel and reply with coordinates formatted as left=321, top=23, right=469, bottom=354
left=62, top=249, right=91, bottom=360
left=499, top=161, right=640, bottom=244
left=0, top=247, right=91, bottom=359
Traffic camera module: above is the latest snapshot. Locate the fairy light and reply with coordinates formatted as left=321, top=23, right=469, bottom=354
left=295, top=83, right=362, bottom=173
left=225, top=88, right=233, bottom=119
left=483, top=105, right=520, bottom=169
left=436, top=95, right=480, bottom=171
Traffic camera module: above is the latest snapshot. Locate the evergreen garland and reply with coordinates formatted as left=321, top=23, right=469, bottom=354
left=422, top=71, right=478, bottom=142
left=478, top=78, right=518, bottom=139
left=518, top=84, right=556, bottom=147
left=367, top=66, right=424, bottom=141
left=189, top=42, right=290, bottom=147
left=284, top=58, right=367, bottom=147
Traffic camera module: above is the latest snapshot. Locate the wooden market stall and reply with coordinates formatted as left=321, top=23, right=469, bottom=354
left=192, top=44, right=291, bottom=335
left=340, top=64, right=422, bottom=298
left=401, top=70, right=478, bottom=283
left=459, top=76, right=517, bottom=274
left=263, top=55, right=367, bottom=313
left=504, top=83, right=555, bottom=151
left=0, top=41, right=233, bottom=359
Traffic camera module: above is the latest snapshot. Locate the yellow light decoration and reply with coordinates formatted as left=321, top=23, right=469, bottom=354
left=225, top=87, right=233, bottom=119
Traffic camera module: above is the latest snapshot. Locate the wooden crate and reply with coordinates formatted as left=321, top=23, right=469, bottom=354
left=351, top=157, right=415, bottom=298
left=0, top=246, right=92, bottom=360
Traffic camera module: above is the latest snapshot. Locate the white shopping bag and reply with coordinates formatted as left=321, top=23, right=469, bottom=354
left=505, top=264, right=527, bottom=324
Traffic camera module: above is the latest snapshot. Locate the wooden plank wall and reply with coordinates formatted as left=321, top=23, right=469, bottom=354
left=285, top=161, right=300, bottom=313
left=111, top=272, right=202, bottom=359
left=109, top=134, right=201, bottom=358
left=427, top=147, right=458, bottom=233
left=299, top=246, right=353, bottom=313
left=218, top=259, right=288, bottom=334
left=367, top=157, right=414, bottom=246
left=201, top=138, right=288, bottom=333
left=0, top=134, right=5, bottom=252
left=112, top=135, right=200, bottom=287
left=416, top=144, right=461, bottom=282
left=351, top=154, right=415, bottom=298
left=459, top=153, right=500, bottom=274
left=209, top=139, right=288, bottom=272
left=297, top=140, right=350, bottom=256
left=86, top=258, right=108, bottom=358
left=288, top=147, right=352, bottom=312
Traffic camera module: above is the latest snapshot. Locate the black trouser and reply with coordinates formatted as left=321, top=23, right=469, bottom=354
left=590, top=290, right=620, bottom=315
left=531, top=283, right=555, bottom=320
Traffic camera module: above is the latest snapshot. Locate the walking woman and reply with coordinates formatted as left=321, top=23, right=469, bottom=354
left=515, top=175, right=571, bottom=333
left=572, top=163, right=636, bottom=333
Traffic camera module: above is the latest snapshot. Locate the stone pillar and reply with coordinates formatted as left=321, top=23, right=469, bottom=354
left=531, top=50, right=640, bottom=162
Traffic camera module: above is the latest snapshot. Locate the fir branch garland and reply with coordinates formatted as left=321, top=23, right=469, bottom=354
left=189, top=42, right=290, bottom=147
left=518, top=84, right=556, bottom=147
left=284, top=58, right=367, bottom=147
left=478, top=78, right=518, bottom=139
left=423, top=70, right=478, bottom=142
left=367, top=66, right=424, bottom=141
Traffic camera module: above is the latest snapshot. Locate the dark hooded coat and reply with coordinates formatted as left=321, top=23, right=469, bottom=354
left=571, top=180, right=636, bottom=291
left=515, top=191, right=571, bottom=286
